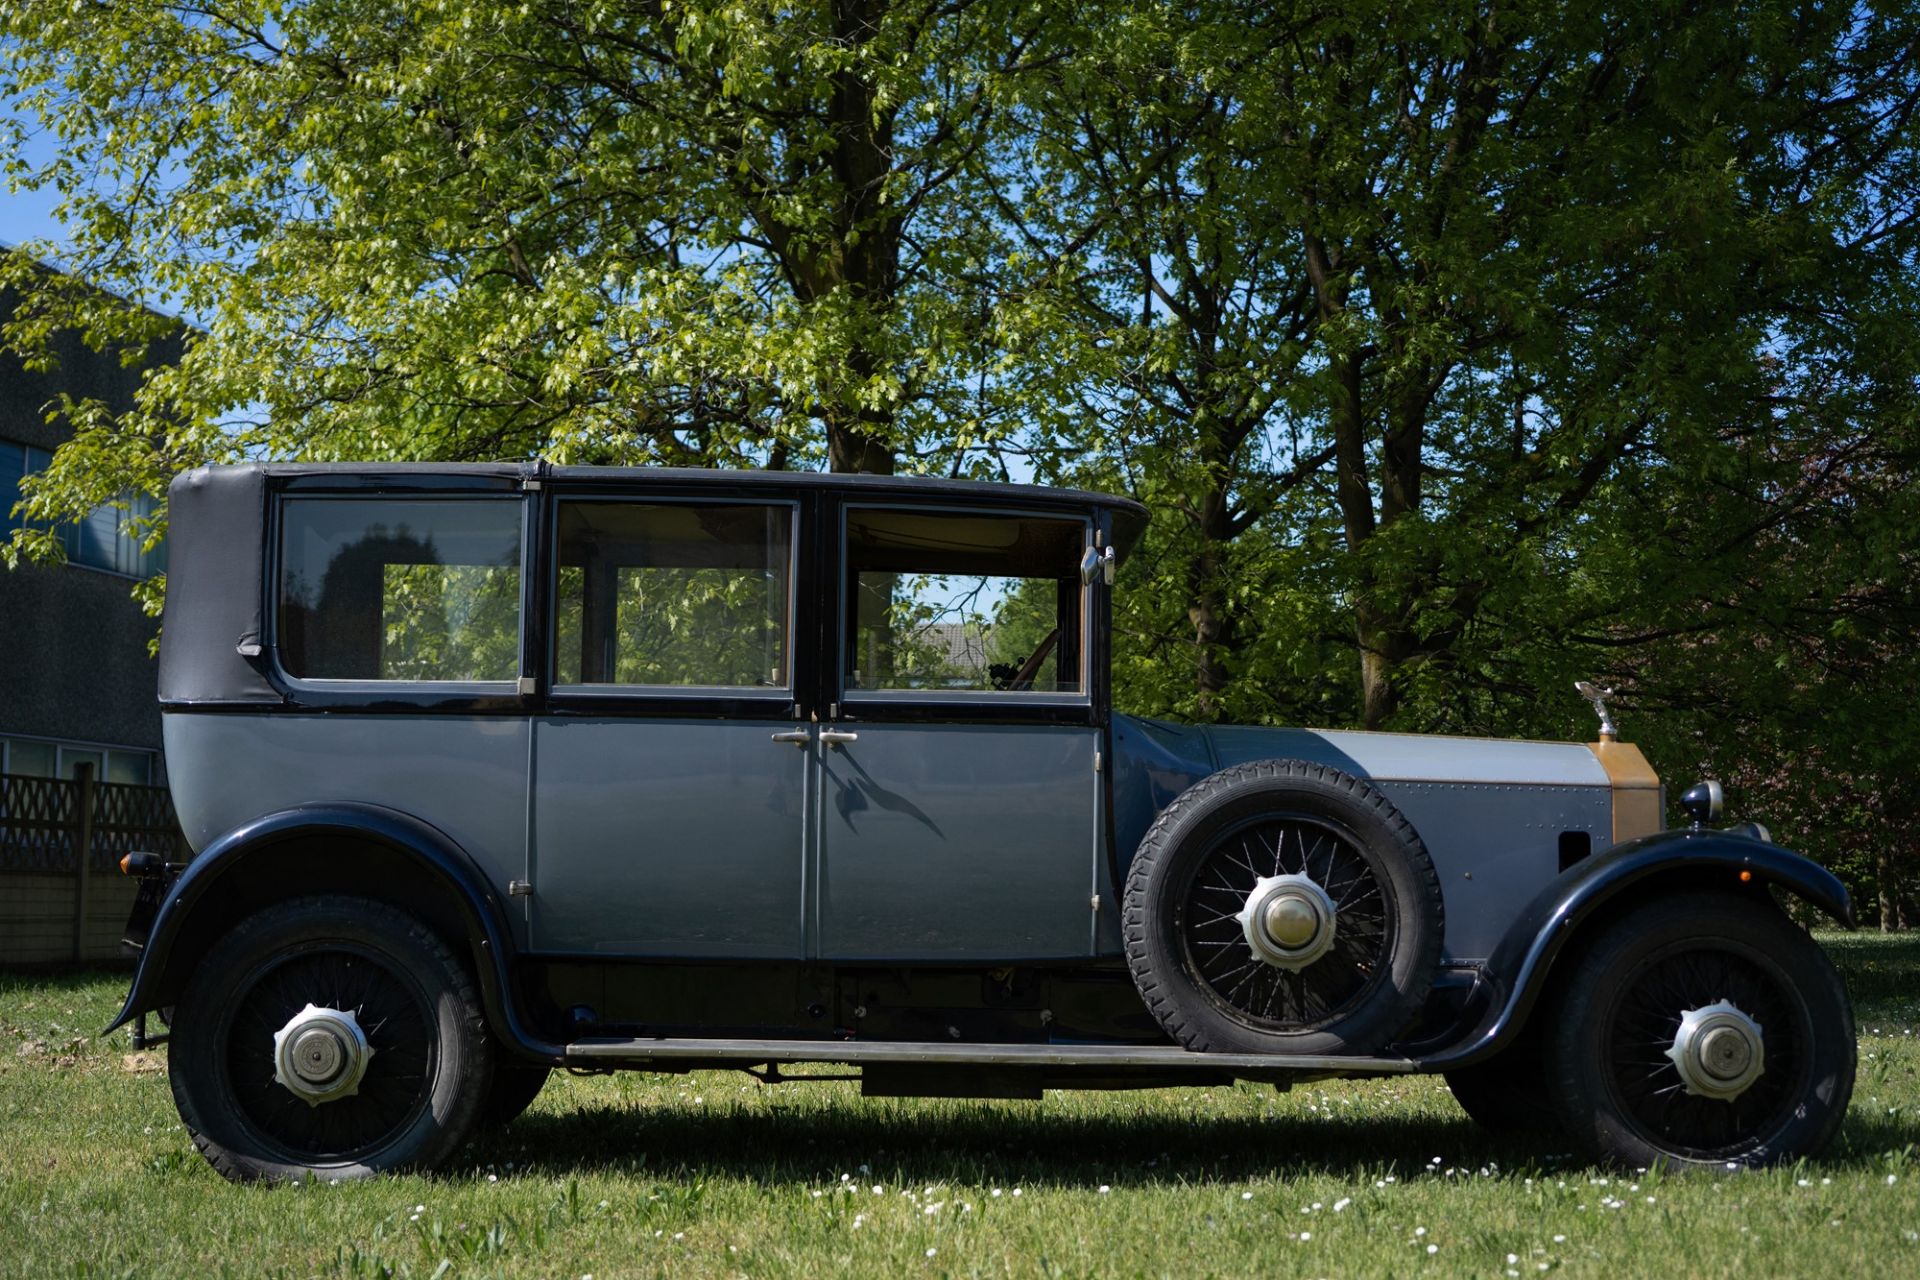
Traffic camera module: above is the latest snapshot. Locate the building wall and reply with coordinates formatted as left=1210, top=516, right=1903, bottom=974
left=0, top=280, right=178, bottom=767
left=0, top=557, right=162, bottom=750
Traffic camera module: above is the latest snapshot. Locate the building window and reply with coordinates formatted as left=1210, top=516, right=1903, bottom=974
left=1, top=438, right=166, bottom=580
left=0, top=736, right=156, bottom=784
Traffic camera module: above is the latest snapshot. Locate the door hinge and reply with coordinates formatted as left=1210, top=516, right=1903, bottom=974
left=1093, top=750, right=1104, bottom=773
left=522, top=477, right=542, bottom=492
left=517, top=676, right=538, bottom=696
left=1089, top=894, right=1102, bottom=913
left=508, top=879, right=533, bottom=897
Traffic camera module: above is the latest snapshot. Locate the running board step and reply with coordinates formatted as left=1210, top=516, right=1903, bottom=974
left=563, top=1036, right=1420, bottom=1075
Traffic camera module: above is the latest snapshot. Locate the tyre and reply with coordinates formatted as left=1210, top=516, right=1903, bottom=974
left=1123, top=759, right=1444, bottom=1056
left=1545, top=891, right=1854, bottom=1170
left=481, top=1060, right=553, bottom=1128
left=169, top=894, right=493, bottom=1183
left=1444, top=1025, right=1560, bottom=1134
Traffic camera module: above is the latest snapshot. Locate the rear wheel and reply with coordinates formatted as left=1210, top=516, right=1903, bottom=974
left=1546, top=892, right=1854, bottom=1170
left=169, top=894, right=492, bottom=1182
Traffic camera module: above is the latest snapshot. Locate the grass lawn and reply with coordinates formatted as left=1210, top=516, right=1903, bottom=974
left=3, top=933, right=1918, bottom=1279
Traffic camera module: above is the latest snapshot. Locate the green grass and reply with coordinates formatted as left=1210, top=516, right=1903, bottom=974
left=4, top=934, right=1919, bottom=1279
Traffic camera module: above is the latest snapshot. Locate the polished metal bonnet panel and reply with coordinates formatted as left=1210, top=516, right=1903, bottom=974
left=1202, top=725, right=1611, bottom=787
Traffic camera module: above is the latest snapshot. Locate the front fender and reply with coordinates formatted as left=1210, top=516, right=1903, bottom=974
left=1420, top=830, right=1852, bottom=1069
left=104, top=802, right=563, bottom=1062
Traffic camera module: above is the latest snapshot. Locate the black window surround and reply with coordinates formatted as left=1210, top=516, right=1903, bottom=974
left=277, top=495, right=526, bottom=685
left=262, top=475, right=535, bottom=714
left=545, top=495, right=801, bottom=702
left=833, top=502, right=1094, bottom=718
left=256, top=474, right=1115, bottom=725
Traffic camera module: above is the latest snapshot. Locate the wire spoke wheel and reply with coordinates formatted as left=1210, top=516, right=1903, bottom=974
left=169, top=894, right=491, bottom=1182
left=1178, top=816, right=1392, bottom=1033
left=1125, top=759, right=1442, bottom=1057
left=1547, top=891, right=1854, bottom=1170
left=1599, top=944, right=1807, bottom=1161
left=222, top=945, right=437, bottom=1163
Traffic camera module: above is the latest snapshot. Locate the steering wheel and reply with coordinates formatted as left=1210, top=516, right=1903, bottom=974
left=1005, top=627, right=1060, bottom=692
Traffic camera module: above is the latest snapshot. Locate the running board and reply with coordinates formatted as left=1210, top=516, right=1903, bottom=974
left=563, top=1036, right=1420, bottom=1075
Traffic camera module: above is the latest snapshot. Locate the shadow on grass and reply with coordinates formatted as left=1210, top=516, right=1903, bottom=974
left=463, top=1092, right=1917, bottom=1187
left=470, top=1100, right=1545, bottom=1188
left=1825, top=931, right=1920, bottom=1009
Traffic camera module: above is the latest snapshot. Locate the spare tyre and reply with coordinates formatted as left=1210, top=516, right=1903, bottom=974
left=1123, top=759, right=1443, bottom=1056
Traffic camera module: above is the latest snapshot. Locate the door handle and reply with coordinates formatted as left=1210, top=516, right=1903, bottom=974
left=819, top=729, right=859, bottom=747
left=770, top=729, right=811, bottom=747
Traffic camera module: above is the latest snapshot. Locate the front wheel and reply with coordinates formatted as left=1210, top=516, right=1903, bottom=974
left=1546, top=891, right=1854, bottom=1170
left=169, top=895, right=493, bottom=1182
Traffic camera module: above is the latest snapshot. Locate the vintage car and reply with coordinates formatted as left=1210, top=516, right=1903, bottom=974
left=108, top=463, right=1856, bottom=1182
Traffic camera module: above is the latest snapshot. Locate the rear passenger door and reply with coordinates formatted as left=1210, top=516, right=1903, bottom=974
left=529, top=492, right=810, bottom=957
left=812, top=504, right=1103, bottom=961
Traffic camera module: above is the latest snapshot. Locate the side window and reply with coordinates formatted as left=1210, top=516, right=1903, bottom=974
left=278, top=498, right=523, bottom=682
left=553, top=501, right=792, bottom=690
left=843, top=509, right=1086, bottom=697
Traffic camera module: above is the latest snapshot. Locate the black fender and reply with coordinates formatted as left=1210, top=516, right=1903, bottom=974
left=1419, top=829, right=1853, bottom=1069
left=104, top=802, right=564, bottom=1063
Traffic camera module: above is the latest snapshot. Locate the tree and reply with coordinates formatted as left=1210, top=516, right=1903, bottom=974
left=1013, top=0, right=1920, bottom=741
left=1, top=0, right=1035, bottom=588
left=8, top=0, right=1920, bottom=915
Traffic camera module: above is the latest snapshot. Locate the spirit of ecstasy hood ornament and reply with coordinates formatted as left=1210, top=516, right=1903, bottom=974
left=1575, top=680, right=1619, bottom=741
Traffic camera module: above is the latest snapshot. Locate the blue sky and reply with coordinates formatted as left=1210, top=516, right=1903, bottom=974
left=0, top=185, right=62, bottom=246
left=2, top=103, right=66, bottom=250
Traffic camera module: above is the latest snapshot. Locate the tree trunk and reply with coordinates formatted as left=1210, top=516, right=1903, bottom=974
left=1878, top=845, right=1899, bottom=932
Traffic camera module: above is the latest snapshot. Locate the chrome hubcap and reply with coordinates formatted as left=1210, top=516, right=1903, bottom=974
left=1237, top=873, right=1337, bottom=971
left=271, top=1003, right=373, bottom=1107
left=1664, top=999, right=1765, bottom=1101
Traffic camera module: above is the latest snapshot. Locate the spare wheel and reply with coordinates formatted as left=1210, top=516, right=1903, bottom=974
left=1123, top=758, right=1443, bottom=1056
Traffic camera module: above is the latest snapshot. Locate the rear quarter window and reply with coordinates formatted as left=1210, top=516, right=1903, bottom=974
left=277, top=497, right=522, bottom=682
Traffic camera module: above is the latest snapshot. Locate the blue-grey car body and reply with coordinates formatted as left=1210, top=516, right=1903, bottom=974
left=161, top=708, right=1606, bottom=967
left=109, top=460, right=1854, bottom=1079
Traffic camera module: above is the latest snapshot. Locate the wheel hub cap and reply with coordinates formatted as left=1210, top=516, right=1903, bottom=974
left=1665, top=999, right=1764, bottom=1101
left=1237, top=874, right=1337, bottom=971
left=271, top=1003, right=373, bottom=1107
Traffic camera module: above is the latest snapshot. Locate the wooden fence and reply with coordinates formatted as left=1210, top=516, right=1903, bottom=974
left=0, top=766, right=190, bottom=966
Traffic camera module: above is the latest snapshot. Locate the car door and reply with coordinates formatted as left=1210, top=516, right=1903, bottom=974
left=811, top=502, right=1104, bottom=961
left=529, top=491, right=811, bottom=957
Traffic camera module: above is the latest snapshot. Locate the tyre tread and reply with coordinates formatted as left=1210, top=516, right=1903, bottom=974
left=1122, top=759, right=1443, bottom=1055
left=170, top=893, right=491, bottom=1183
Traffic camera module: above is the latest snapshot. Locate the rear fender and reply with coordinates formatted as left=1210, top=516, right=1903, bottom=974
left=103, top=803, right=563, bottom=1062
left=1420, top=830, right=1852, bottom=1069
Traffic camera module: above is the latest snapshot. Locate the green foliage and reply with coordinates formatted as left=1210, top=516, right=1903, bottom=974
left=852, top=573, right=1062, bottom=691
left=380, top=563, right=520, bottom=683
left=5, top=1, right=1920, bottom=913
left=555, top=564, right=787, bottom=688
